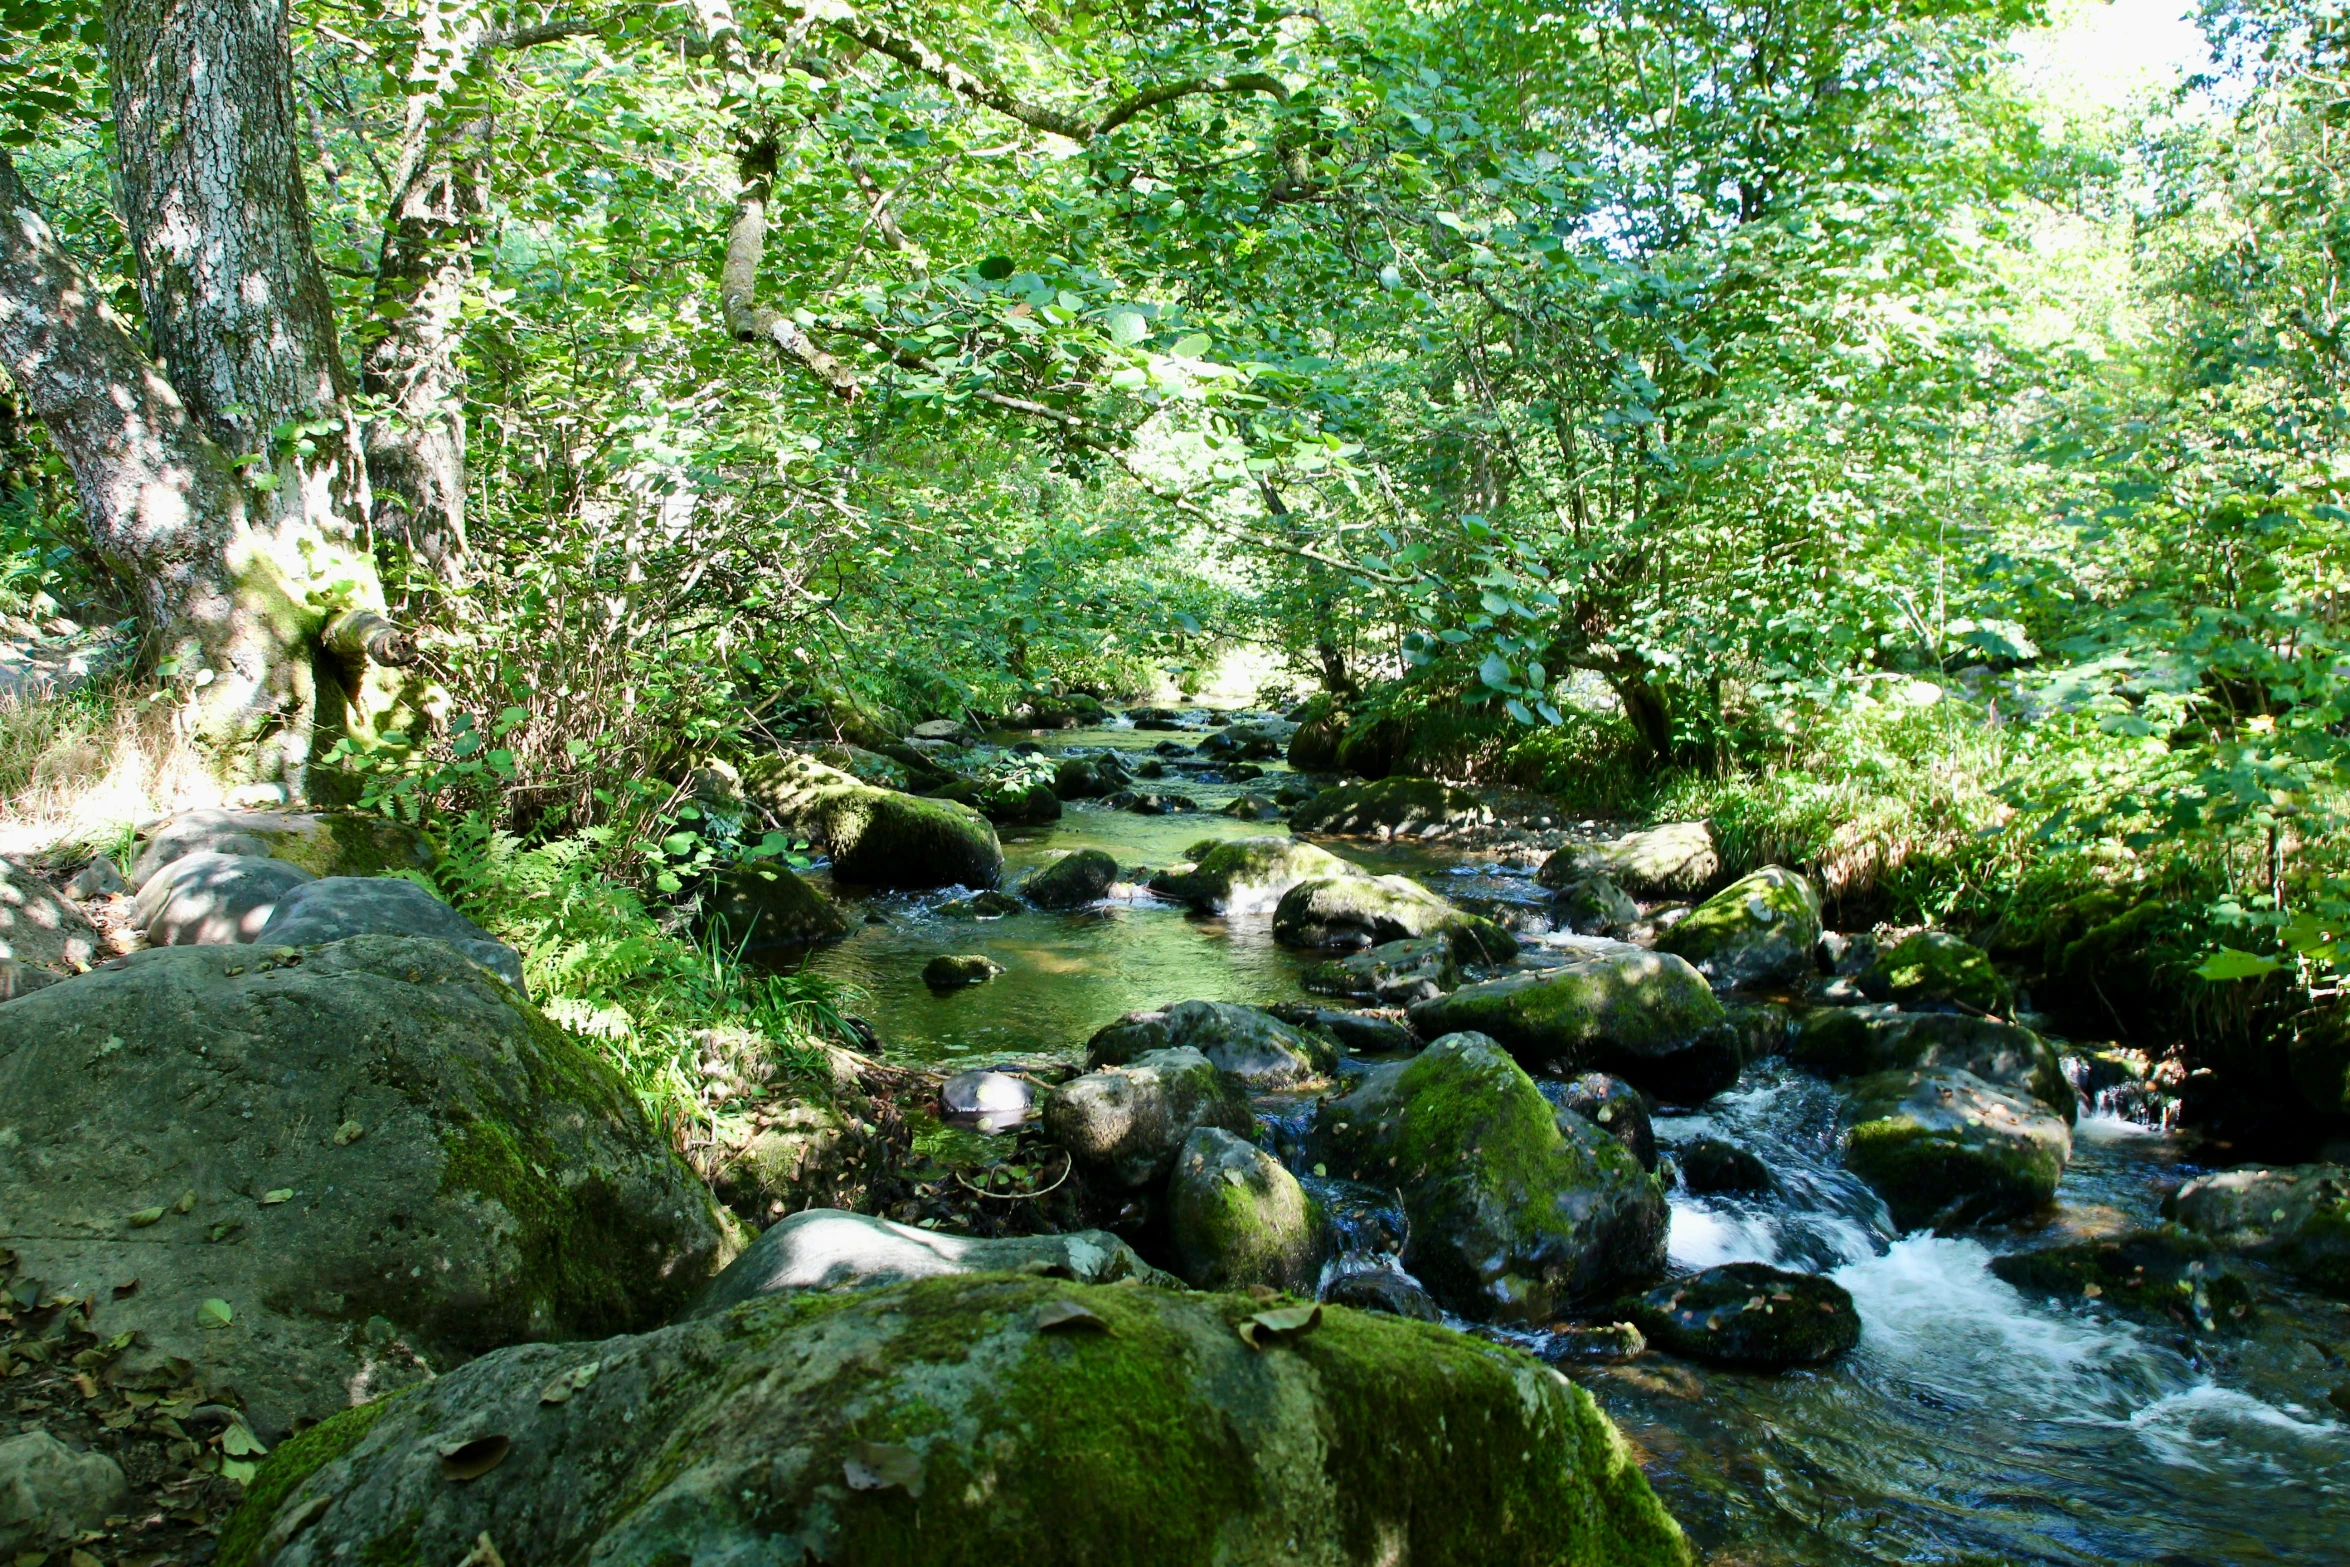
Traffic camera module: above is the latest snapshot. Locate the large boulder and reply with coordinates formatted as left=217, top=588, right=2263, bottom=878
left=1612, top=1263, right=1860, bottom=1368
left=1052, top=751, right=1131, bottom=800
left=742, top=752, right=1002, bottom=889
left=1552, top=874, right=1640, bottom=937
left=1272, top=874, right=1518, bottom=963
left=217, top=1275, right=1693, bottom=1567
left=131, top=851, right=316, bottom=945
left=1022, top=848, right=1119, bottom=910
left=0, top=938, right=733, bottom=1436
left=1289, top=777, right=1493, bottom=839
left=1302, top=935, right=1458, bottom=1005
left=127, top=807, right=436, bottom=891
left=1167, top=1127, right=1327, bottom=1292
left=1538, top=822, right=1719, bottom=899
left=1311, top=1033, right=1668, bottom=1322
left=0, top=1429, right=126, bottom=1552
left=689, top=1209, right=1174, bottom=1316
left=2166, top=1164, right=2350, bottom=1297
left=1408, top=944, right=1732, bottom=1103
left=0, top=856, right=102, bottom=994
left=256, top=875, right=527, bottom=990
left=1988, top=1230, right=2255, bottom=1333
left=1655, top=866, right=1822, bottom=989
left=1792, top=1007, right=2072, bottom=1119
left=1857, top=929, right=2010, bottom=1014
left=1841, top=1068, right=2071, bottom=1231
left=699, top=861, right=851, bottom=951
left=1146, top=835, right=1356, bottom=915
left=1086, top=1000, right=1337, bottom=1089
left=932, top=775, right=1062, bottom=826
left=1042, top=1047, right=1255, bottom=1189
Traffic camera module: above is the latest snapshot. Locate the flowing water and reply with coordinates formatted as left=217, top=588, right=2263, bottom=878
left=800, top=721, right=2350, bottom=1565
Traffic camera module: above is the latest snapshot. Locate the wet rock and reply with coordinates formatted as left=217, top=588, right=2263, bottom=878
left=1289, top=777, right=1493, bottom=839
left=1841, top=1068, right=2071, bottom=1230
left=1553, top=874, right=1640, bottom=936
left=741, top=752, right=1003, bottom=890
left=1793, top=1006, right=2072, bottom=1119
left=938, top=889, right=1024, bottom=918
left=1105, top=789, right=1197, bottom=815
left=1196, top=723, right=1287, bottom=761
left=0, top=856, right=103, bottom=991
left=1815, top=930, right=1877, bottom=977
left=1017, top=691, right=1108, bottom=729
left=941, top=1070, right=1034, bottom=1118
left=258, top=876, right=528, bottom=990
left=923, top=954, right=1004, bottom=989
left=1167, top=1127, right=1327, bottom=1292
left=1408, top=944, right=1731, bottom=1103
left=1989, top=1229, right=2255, bottom=1332
left=1151, top=739, right=1194, bottom=758
left=64, top=853, right=127, bottom=899
left=932, top=776, right=1062, bottom=826
left=1146, top=835, right=1355, bottom=916
left=1656, top=866, right=1823, bottom=989
left=1613, top=1263, right=1860, bottom=1368
left=1052, top=751, right=1130, bottom=800
left=1549, top=1073, right=1658, bottom=1172
left=2287, top=1005, right=2350, bottom=1117
left=1322, top=1269, right=1446, bottom=1321
left=1312, top=1032, right=1668, bottom=1322
left=2167, top=1163, right=2350, bottom=1297
left=1858, top=930, right=2010, bottom=1014
left=1538, top=822, right=1720, bottom=899
left=1674, top=1137, right=1770, bottom=1195
left=132, top=851, right=316, bottom=945
left=1266, top=1003, right=1420, bottom=1055
left=689, top=1210, right=1172, bottom=1316
left=0, top=937, right=732, bottom=1437
left=1022, top=848, right=1118, bottom=909
left=222, top=1274, right=1694, bottom=1567
left=1538, top=1322, right=1647, bottom=1364
left=0, top=1429, right=128, bottom=1551
left=1133, top=759, right=1167, bottom=779
left=1273, top=874, right=1519, bottom=963
left=1127, top=705, right=1187, bottom=729
left=1303, top=935, right=1459, bottom=1005
left=1222, top=793, right=1284, bottom=821
left=1087, top=999, right=1338, bottom=1089
left=1042, top=1046, right=1255, bottom=1189
left=1228, top=762, right=1267, bottom=781
left=910, top=718, right=974, bottom=743
left=127, top=807, right=437, bottom=890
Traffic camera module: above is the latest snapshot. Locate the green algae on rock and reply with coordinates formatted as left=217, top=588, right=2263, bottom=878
left=1989, top=1229, right=2255, bottom=1332
left=1272, top=873, right=1519, bottom=962
left=1086, top=999, right=1338, bottom=1088
left=1022, top=848, right=1119, bottom=909
left=126, top=807, right=438, bottom=891
left=1146, top=834, right=1356, bottom=915
left=1613, top=1262, right=1860, bottom=1367
left=2166, top=1163, right=2350, bottom=1298
left=922, top=953, right=1005, bottom=988
left=1538, top=822, right=1719, bottom=899
left=1313, top=1033, right=1668, bottom=1321
left=1167, top=1127, right=1328, bottom=1292
left=742, top=751, right=1003, bottom=889
left=701, top=861, right=851, bottom=950
left=218, top=1274, right=1694, bottom=1567
left=1840, top=1068, right=2071, bottom=1230
left=1288, top=776, right=1494, bottom=838
left=1654, top=866, right=1822, bottom=989
left=1858, top=929, right=2011, bottom=1015
left=1792, top=1007, right=2074, bottom=1119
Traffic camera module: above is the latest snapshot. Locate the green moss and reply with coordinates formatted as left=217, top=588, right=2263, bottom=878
left=1272, top=874, right=1519, bottom=962
left=1146, top=835, right=1352, bottom=911
left=1860, top=931, right=2009, bottom=1013
left=1412, top=955, right=1722, bottom=1063
left=1169, top=1132, right=1322, bottom=1290
left=1845, top=1115, right=2064, bottom=1230
left=217, top=1387, right=417, bottom=1567
left=1288, top=776, right=1488, bottom=836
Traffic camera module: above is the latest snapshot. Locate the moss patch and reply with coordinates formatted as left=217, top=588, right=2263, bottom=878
left=217, top=1387, right=416, bottom=1567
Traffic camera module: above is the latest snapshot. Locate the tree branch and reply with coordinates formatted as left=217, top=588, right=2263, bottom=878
left=723, top=141, right=861, bottom=398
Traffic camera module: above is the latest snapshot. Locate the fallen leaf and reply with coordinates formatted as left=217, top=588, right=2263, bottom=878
left=261, top=1188, right=294, bottom=1205
left=71, top=1372, right=98, bottom=1398
left=127, top=1206, right=166, bottom=1228
left=438, top=1434, right=510, bottom=1481
left=1238, top=1303, right=1322, bottom=1349
left=1035, top=1299, right=1109, bottom=1334
left=71, top=1550, right=102, bottom=1567
left=333, top=1120, right=366, bottom=1146
left=222, top=1421, right=269, bottom=1456
left=195, top=1298, right=233, bottom=1329
left=206, top=1220, right=242, bottom=1244
left=173, top=1188, right=198, bottom=1214
left=112, top=1278, right=139, bottom=1300
left=221, top=1456, right=258, bottom=1485
left=843, top=1439, right=924, bottom=1498
left=539, top=1360, right=601, bottom=1403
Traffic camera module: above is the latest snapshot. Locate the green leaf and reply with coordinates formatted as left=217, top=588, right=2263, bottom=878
left=2194, top=948, right=2283, bottom=982
left=196, top=1297, right=233, bottom=1328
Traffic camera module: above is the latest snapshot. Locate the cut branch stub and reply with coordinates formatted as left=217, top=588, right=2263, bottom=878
left=323, top=609, right=420, bottom=667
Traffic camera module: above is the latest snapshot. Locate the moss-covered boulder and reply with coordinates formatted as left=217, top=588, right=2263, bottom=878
left=1042, top=1047, right=1255, bottom=1190
left=1273, top=874, right=1519, bottom=963
left=1655, top=867, right=1823, bottom=989
left=1612, top=1263, right=1860, bottom=1368
left=0, top=937, right=733, bottom=1437
left=932, top=775, right=1062, bottom=826
left=255, top=876, right=526, bottom=991
left=938, top=889, right=1023, bottom=918
left=922, top=953, right=1003, bottom=989
left=1312, top=1033, right=1668, bottom=1322
left=1550, top=1072, right=1658, bottom=1172
left=1858, top=930, right=2011, bottom=1014
left=1840, top=1068, right=2071, bottom=1231
left=2167, top=1163, right=2350, bottom=1298
left=126, top=807, right=437, bottom=892
left=1538, top=823, right=1719, bottom=899
left=1673, top=1137, right=1770, bottom=1195
left=1988, top=1229, right=2255, bottom=1333
left=1289, top=776, right=1493, bottom=839
left=1168, top=1128, right=1328, bottom=1292
left=1022, top=848, right=1119, bottom=910
left=1793, top=1006, right=2072, bottom=1120
left=700, top=862, right=851, bottom=952
left=742, top=752, right=1003, bottom=890
left=2287, top=1006, right=2350, bottom=1118
left=219, top=1273, right=1692, bottom=1567
left=1302, top=935, right=1459, bottom=1005
left=1553, top=874, right=1640, bottom=937
left=1408, top=945, right=1732, bottom=1103
left=1086, top=999, right=1338, bottom=1089
left=1018, top=690, right=1109, bottom=728
left=1052, top=751, right=1131, bottom=800
left=1147, top=835, right=1357, bottom=916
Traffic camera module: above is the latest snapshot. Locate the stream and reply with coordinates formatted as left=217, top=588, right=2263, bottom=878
left=802, top=720, right=2350, bottom=1566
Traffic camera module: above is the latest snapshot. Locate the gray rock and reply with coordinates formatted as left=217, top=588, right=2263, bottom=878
left=688, top=1209, right=1174, bottom=1317
left=0, top=1429, right=128, bottom=1552
left=1086, top=999, right=1337, bottom=1089
left=2167, top=1163, right=2350, bottom=1298
left=1022, top=848, right=1118, bottom=910
left=1289, top=777, right=1493, bottom=838
left=1145, top=835, right=1355, bottom=916
left=1167, top=1127, right=1326, bottom=1292
left=1674, top=1136, right=1770, bottom=1195
left=1613, top=1263, right=1860, bottom=1367
left=1321, top=1269, right=1445, bottom=1321
left=1841, top=1068, right=2071, bottom=1230
left=132, top=851, right=316, bottom=945
left=940, top=1069, right=1034, bottom=1117
left=700, top=862, right=850, bottom=951
left=1793, top=1006, right=2073, bottom=1119
left=127, top=807, right=436, bottom=891
left=1655, top=867, right=1823, bottom=989
left=1051, top=751, right=1130, bottom=800
left=1267, top=1003, right=1419, bottom=1055
left=1302, top=935, right=1458, bottom=1005
left=257, top=876, right=526, bottom=991
left=1272, top=874, right=1518, bottom=963
left=0, top=937, right=732, bottom=1436
left=1553, top=874, right=1640, bottom=936
left=1549, top=1072, right=1657, bottom=1171
left=1539, top=822, right=1719, bottom=898
left=1042, top=1046, right=1253, bottom=1189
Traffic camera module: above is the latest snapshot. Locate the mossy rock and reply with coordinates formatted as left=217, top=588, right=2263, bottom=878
left=939, top=889, right=1023, bottom=918
left=1988, top=1229, right=2255, bottom=1333
left=1673, top=1136, right=1769, bottom=1195
left=1146, top=835, right=1356, bottom=916
left=2287, top=1005, right=2350, bottom=1118
left=2167, top=1163, right=2350, bottom=1298
left=743, top=753, right=1004, bottom=890
left=923, top=954, right=1004, bottom=989
left=1167, top=1127, right=1328, bottom=1292
left=1042, top=1046, right=1256, bottom=1190
left=1022, top=849, right=1119, bottom=910
left=1302, top=935, right=1459, bottom=1005
left=703, top=862, right=851, bottom=951
left=1655, top=866, right=1823, bottom=989
left=932, top=776, right=1063, bottom=826
left=1858, top=930, right=2010, bottom=1014
left=1333, top=713, right=1413, bottom=779
left=127, top=806, right=438, bottom=892
left=1289, top=776, right=1492, bottom=839
left=1312, top=1033, right=1668, bottom=1322
left=1553, top=875, right=1640, bottom=936
left=1086, top=999, right=1337, bottom=1089
left=1840, top=1068, right=2071, bottom=1231
left=1019, top=691, right=1108, bottom=728
left=1053, top=751, right=1130, bottom=799
left=1613, top=1262, right=1860, bottom=1367
left=0, top=937, right=733, bottom=1437
left=218, top=1273, right=1693, bottom=1567
left=1550, top=1072, right=1658, bottom=1171
left=1408, top=946, right=1730, bottom=1104
left=1272, top=874, right=1518, bottom=963
left=1285, top=695, right=1348, bottom=771
left=1792, top=1007, right=2072, bottom=1121
left=1538, top=823, right=1719, bottom=899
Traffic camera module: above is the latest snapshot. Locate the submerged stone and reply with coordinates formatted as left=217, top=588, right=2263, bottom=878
left=1613, top=1262, right=1860, bottom=1368
left=1841, top=1068, right=2071, bottom=1230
